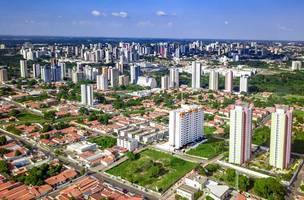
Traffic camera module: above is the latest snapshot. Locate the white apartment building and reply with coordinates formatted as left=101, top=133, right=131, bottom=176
left=20, top=60, right=28, bottom=78
left=161, top=75, right=169, bottom=90
left=169, top=68, right=179, bottom=88
left=239, top=75, right=248, bottom=93
left=229, top=104, right=252, bottom=165
left=81, top=84, right=94, bottom=106
left=169, top=104, right=204, bottom=149
left=191, top=61, right=201, bottom=89
left=110, top=68, right=119, bottom=87
left=269, top=106, right=293, bottom=169
left=118, top=75, right=129, bottom=86
left=96, top=74, right=108, bottom=91
left=291, top=61, right=302, bottom=71
left=225, top=70, right=233, bottom=92
left=117, top=137, right=138, bottom=151
left=209, top=70, right=219, bottom=91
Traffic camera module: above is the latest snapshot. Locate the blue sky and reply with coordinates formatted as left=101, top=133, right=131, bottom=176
left=0, top=0, right=303, bottom=40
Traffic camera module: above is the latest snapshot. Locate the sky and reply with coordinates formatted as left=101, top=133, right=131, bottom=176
left=0, top=0, right=304, bottom=41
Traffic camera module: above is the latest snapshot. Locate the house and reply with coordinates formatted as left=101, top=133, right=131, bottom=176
left=185, top=174, right=207, bottom=190
left=206, top=182, right=230, bottom=200
left=176, top=184, right=198, bottom=200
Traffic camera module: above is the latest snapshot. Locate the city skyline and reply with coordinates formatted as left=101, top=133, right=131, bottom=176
left=1, top=0, right=304, bottom=41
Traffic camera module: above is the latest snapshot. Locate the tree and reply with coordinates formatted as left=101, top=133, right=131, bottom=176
left=238, top=175, right=250, bottom=191
left=0, top=136, right=7, bottom=145
left=225, top=168, right=236, bottom=182
left=0, top=160, right=9, bottom=175
left=253, top=178, right=285, bottom=200
left=126, top=151, right=138, bottom=160
left=15, top=150, right=22, bottom=157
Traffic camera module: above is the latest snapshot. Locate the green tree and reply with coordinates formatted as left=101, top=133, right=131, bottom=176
left=0, top=136, right=7, bottom=145
left=0, top=160, right=9, bottom=175
left=253, top=178, right=285, bottom=200
left=238, top=175, right=250, bottom=191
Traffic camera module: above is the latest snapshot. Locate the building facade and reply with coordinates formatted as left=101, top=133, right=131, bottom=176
left=191, top=61, right=201, bottom=89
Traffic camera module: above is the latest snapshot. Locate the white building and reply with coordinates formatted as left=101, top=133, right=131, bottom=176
left=169, top=104, right=204, bottom=149
left=191, top=61, right=201, bottom=89
left=110, top=68, right=119, bottom=87
left=185, top=174, right=207, bottom=190
left=130, top=65, right=140, bottom=84
left=67, top=142, right=98, bottom=154
left=291, top=61, right=302, bottom=71
left=161, top=75, right=169, bottom=90
left=81, top=84, right=94, bottom=106
left=20, top=60, right=28, bottom=78
left=118, top=75, right=129, bottom=86
left=209, top=70, right=219, bottom=91
left=32, top=64, right=41, bottom=78
left=239, top=75, right=248, bottom=93
left=225, top=70, right=233, bottom=92
left=137, top=76, right=157, bottom=88
left=169, top=68, right=179, bottom=88
left=269, top=106, right=293, bottom=169
left=229, top=104, right=252, bottom=165
left=176, top=184, right=198, bottom=200
left=96, top=74, right=108, bottom=91
left=117, top=137, right=138, bottom=151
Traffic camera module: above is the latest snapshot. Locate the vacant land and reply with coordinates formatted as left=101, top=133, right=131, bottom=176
left=88, top=136, right=116, bottom=150
left=186, top=137, right=227, bottom=159
left=107, top=149, right=197, bottom=193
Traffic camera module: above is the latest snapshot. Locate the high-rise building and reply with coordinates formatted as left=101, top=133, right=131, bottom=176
left=32, top=64, right=40, bottom=78
left=191, top=61, right=201, bottom=89
left=110, top=68, right=119, bottom=87
left=51, top=65, right=62, bottom=82
left=20, top=60, right=28, bottom=78
left=101, top=67, right=108, bottom=80
left=169, top=104, right=204, bottom=149
left=96, top=74, right=108, bottom=91
left=291, top=61, right=302, bottom=71
left=81, top=84, right=94, bottom=106
left=240, top=75, right=248, bottom=93
left=41, top=65, right=52, bottom=83
left=229, top=104, right=252, bottom=165
left=269, top=106, right=293, bottom=169
left=130, top=65, right=140, bottom=84
left=118, top=75, right=129, bottom=86
left=225, top=70, right=233, bottom=92
left=169, top=68, right=179, bottom=88
left=0, top=67, right=8, bottom=83
left=58, top=62, right=66, bottom=80
left=209, top=70, right=219, bottom=91
left=161, top=75, right=169, bottom=90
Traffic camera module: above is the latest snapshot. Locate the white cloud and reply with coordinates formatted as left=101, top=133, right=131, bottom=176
left=156, top=11, right=167, bottom=16
left=91, top=10, right=102, bottom=17
left=25, top=19, right=35, bottom=24
left=278, top=24, right=293, bottom=32
left=224, top=21, right=229, bottom=25
left=112, top=12, right=128, bottom=18
left=137, top=21, right=154, bottom=27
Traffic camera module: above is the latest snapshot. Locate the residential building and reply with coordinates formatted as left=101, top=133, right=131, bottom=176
left=169, top=104, right=204, bottom=149
left=41, top=65, right=52, bottom=83
left=118, top=75, right=129, bottom=86
left=169, top=68, right=179, bottom=88
left=269, top=106, right=293, bottom=169
left=291, top=61, right=302, bottom=71
left=20, top=60, right=28, bottom=78
left=32, top=64, right=40, bottom=78
left=229, top=104, right=252, bottom=164
left=161, top=75, right=169, bottom=90
left=81, top=84, right=94, bottom=106
left=0, top=67, right=8, bottom=83
left=239, top=75, right=248, bottom=93
left=137, top=76, right=157, bottom=88
left=130, top=65, right=140, bottom=84
left=96, top=74, right=108, bottom=91
left=191, top=61, right=201, bottom=89
left=110, top=68, right=119, bottom=87
left=117, top=137, right=138, bottom=151
left=176, top=184, right=198, bottom=200
left=225, top=70, right=233, bottom=92
left=209, top=70, right=219, bottom=91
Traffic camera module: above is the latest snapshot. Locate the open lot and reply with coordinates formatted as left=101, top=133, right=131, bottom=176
left=106, top=149, right=197, bottom=193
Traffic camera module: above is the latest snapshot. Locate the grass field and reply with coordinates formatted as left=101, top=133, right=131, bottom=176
left=106, top=149, right=197, bottom=193
left=88, top=136, right=116, bottom=150
left=186, top=137, right=227, bottom=159
left=204, top=126, right=216, bottom=135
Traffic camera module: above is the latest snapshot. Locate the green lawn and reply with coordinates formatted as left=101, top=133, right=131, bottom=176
left=107, top=149, right=197, bottom=193
left=88, top=136, right=116, bottom=150
left=186, top=137, right=227, bottom=159
left=204, top=126, right=216, bottom=135
left=16, top=112, right=44, bottom=122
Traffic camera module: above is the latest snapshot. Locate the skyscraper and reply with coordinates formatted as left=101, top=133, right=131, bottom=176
left=0, top=67, right=8, bottom=83
left=229, top=104, right=252, bottom=165
left=161, top=75, right=169, bottom=90
left=130, top=65, right=140, bottom=84
left=269, top=106, right=293, bottom=169
left=225, top=70, right=233, bottom=92
left=240, top=75, right=248, bottom=93
left=96, top=74, right=108, bottom=91
left=191, top=61, right=201, bottom=89
left=20, top=60, right=28, bottom=78
left=169, top=68, right=179, bottom=88
left=209, top=70, right=219, bottom=91
left=110, top=68, right=119, bottom=87
left=58, top=62, right=66, bottom=80
left=81, top=84, right=94, bottom=106
left=169, top=104, right=204, bottom=149
left=32, top=64, right=40, bottom=78
left=41, top=65, right=52, bottom=83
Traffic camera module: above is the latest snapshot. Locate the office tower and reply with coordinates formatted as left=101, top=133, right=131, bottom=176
left=240, top=75, right=248, bottom=93
left=169, top=68, right=179, bottom=88
left=32, top=64, right=41, bottom=78
left=269, top=106, right=293, bottom=169
left=81, top=84, right=94, bottom=106
left=169, top=104, right=204, bottom=149
left=110, top=68, right=119, bottom=87
left=191, top=61, right=201, bottom=89
left=225, top=70, right=233, bottom=92
left=209, top=70, right=219, bottom=91
left=41, top=65, right=52, bottom=83
left=96, top=74, right=108, bottom=91
left=20, top=60, right=28, bottom=78
left=229, top=104, right=252, bottom=165
left=130, top=65, right=140, bottom=84
left=118, top=75, right=129, bottom=86
left=0, top=67, right=8, bottom=83
left=161, top=75, right=169, bottom=90
left=291, top=61, right=302, bottom=71
left=58, top=62, right=66, bottom=80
